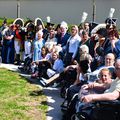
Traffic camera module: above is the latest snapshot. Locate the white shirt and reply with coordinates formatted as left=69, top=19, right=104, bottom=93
left=68, top=34, right=81, bottom=58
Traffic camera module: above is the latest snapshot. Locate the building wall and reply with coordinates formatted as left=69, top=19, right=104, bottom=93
left=0, top=0, right=119, bottom=27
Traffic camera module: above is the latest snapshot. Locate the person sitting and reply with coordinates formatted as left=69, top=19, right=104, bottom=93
left=63, top=68, right=112, bottom=120
left=80, top=68, right=112, bottom=97
left=89, top=53, right=116, bottom=82
left=81, top=58, right=120, bottom=103
left=39, top=51, right=64, bottom=86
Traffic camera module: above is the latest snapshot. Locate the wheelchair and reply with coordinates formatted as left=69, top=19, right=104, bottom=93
left=75, top=100, right=120, bottom=120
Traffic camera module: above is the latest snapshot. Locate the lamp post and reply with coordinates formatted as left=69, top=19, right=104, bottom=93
left=92, top=0, right=96, bottom=22
left=17, top=0, right=20, bottom=18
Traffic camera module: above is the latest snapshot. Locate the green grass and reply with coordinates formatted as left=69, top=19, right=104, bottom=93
left=0, top=68, right=47, bottom=120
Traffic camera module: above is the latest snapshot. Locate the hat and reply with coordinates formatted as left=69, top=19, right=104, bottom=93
left=35, top=17, right=45, bottom=29
left=105, top=18, right=117, bottom=26
left=47, top=22, right=55, bottom=28
left=13, top=18, right=24, bottom=27
left=89, top=22, right=99, bottom=33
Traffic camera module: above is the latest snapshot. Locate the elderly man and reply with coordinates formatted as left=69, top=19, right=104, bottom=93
left=81, top=58, right=120, bottom=103
left=89, top=53, right=115, bottom=81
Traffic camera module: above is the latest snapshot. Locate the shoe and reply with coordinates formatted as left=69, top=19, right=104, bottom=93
left=39, top=78, right=47, bottom=87
left=52, top=82, right=60, bottom=88
left=18, top=67, right=24, bottom=72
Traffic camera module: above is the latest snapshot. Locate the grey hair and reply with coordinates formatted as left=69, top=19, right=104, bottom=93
left=80, top=44, right=89, bottom=54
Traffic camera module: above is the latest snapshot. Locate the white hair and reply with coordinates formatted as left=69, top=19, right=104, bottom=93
left=80, top=44, right=89, bottom=54
left=115, top=59, right=120, bottom=65
left=37, top=30, right=43, bottom=37
left=60, top=21, right=68, bottom=30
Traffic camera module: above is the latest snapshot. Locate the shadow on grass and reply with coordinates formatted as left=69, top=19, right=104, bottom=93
left=19, top=74, right=41, bottom=85
left=29, top=90, right=44, bottom=96
left=41, top=101, right=48, bottom=106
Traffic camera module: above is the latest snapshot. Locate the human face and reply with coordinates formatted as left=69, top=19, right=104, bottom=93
left=115, top=60, right=120, bottom=78
left=71, top=26, right=77, bottom=36
left=84, top=23, right=89, bottom=29
left=99, top=70, right=111, bottom=83
left=49, top=29, right=55, bottom=38
left=109, top=34, right=116, bottom=41
left=60, top=27, right=67, bottom=34
left=82, top=32, right=89, bottom=41
left=52, top=52, right=58, bottom=61
left=37, top=33, right=42, bottom=40
left=41, top=48, right=46, bottom=55
left=105, top=54, right=115, bottom=66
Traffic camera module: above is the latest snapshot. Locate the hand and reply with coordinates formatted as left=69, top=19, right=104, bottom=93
left=81, top=94, right=93, bottom=103
left=110, top=39, right=116, bottom=48
left=82, top=84, right=89, bottom=90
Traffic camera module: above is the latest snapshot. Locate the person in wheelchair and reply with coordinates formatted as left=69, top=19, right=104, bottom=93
left=62, top=68, right=112, bottom=120
left=81, top=68, right=112, bottom=95
left=81, top=58, right=120, bottom=103
left=76, top=59, right=120, bottom=120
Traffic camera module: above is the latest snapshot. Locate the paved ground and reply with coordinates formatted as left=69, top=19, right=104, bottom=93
left=0, top=63, right=64, bottom=120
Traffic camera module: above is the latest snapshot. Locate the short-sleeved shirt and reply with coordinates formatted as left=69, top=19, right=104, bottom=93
left=105, top=77, right=120, bottom=93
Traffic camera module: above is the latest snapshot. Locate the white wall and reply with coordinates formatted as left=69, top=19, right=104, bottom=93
left=0, top=0, right=119, bottom=27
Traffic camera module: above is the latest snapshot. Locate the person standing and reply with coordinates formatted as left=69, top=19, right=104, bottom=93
left=63, top=25, right=81, bottom=67
left=33, top=31, right=45, bottom=61
left=2, top=24, right=15, bottom=64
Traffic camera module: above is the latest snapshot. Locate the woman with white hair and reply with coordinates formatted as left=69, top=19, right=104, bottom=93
left=33, top=30, right=45, bottom=61
left=79, top=44, right=89, bottom=55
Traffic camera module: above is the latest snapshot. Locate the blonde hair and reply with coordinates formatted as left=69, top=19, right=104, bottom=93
left=71, top=25, right=79, bottom=33
left=99, top=68, right=111, bottom=78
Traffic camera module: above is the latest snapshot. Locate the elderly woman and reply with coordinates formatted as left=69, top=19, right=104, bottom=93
left=33, top=30, right=45, bottom=61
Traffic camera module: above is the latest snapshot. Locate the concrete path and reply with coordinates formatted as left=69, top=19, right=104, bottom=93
left=0, top=63, right=64, bottom=120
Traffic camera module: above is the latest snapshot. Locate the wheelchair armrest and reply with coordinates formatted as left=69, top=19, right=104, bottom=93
left=93, top=100, right=120, bottom=107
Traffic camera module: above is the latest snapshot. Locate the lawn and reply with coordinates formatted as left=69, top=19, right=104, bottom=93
left=0, top=68, right=47, bottom=120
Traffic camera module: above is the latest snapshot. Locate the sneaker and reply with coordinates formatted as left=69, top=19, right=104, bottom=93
left=39, top=78, right=47, bottom=87
left=52, top=82, right=60, bottom=88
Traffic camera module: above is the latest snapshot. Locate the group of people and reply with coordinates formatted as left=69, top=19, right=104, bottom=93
left=0, top=17, right=120, bottom=120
